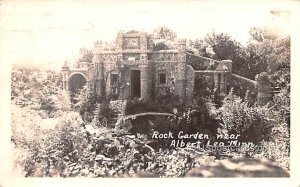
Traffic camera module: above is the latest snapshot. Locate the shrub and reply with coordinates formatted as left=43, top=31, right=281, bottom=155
left=214, top=89, right=290, bottom=170
left=252, top=113, right=290, bottom=170
left=11, top=67, right=63, bottom=118
left=215, top=89, right=272, bottom=143
left=12, top=109, right=88, bottom=177
left=12, top=106, right=208, bottom=177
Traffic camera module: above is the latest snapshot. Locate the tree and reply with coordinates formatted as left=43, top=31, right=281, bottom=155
left=153, top=26, right=177, bottom=42
left=187, top=39, right=214, bottom=58
left=204, top=32, right=246, bottom=61
left=153, top=26, right=177, bottom=51
left=247, top=27, right=290, bottom=75
left=192, top=32, right=250, bottom=78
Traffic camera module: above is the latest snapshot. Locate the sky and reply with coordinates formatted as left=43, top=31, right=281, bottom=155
left=0, top=0, right=292, bottom=70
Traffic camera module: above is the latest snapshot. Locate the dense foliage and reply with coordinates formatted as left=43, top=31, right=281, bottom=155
left=153, top=26, right=177, bottom=51
left=210, top=89, right=290, bottom=170
left=12, top=103, right=216, bottom=177
left=189, top=28, right=290, bottom=81
left=214, top=90, right=272, bottom=143
left=11, top=66, right=68, bottom=118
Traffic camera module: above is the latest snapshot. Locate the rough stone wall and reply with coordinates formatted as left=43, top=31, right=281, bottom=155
left=153, top=51, right=179, bottom=61
left=103, top=59, right=119, bottom=96
left=151, top=42, right=187, bottom=98
left=231, top=73, right=257, bottom=96
left=153, top=62, right=177, bottom=96
left=185, top=65, right=195, bottom=103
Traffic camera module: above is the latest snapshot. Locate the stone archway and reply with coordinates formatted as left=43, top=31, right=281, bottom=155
left=69, top=73, right=87, bottom=94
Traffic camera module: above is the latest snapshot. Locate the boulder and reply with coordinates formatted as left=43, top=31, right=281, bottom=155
left=185, top=158, right=289, bottom=177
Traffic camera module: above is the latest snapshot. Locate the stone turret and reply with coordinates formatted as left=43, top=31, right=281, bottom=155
left=62, top=61, right=70, bottom=91
left=177, top=39, right=187, bottom=53
left=94, top=41, right=103, bottom=54
left=116, top=31, right=124, bottom=51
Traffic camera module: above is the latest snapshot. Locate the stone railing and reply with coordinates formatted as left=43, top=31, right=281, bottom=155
left=115, top=112, right=175, bottom=127
left=231, top=74, right=257, bottom=90
left=186, top=52, right=219, bottom=70
left=231, top=72, right=272, bottom=106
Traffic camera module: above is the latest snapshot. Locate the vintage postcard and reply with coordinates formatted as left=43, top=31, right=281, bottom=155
left=0, top=0, right=299, bottom=186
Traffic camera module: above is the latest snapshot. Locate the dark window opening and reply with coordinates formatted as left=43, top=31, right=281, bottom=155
left=159, top=73, right=166, bottom=85
left=147, top=53, right=152, bottom=60
left=111, top=73, right=118, bottom=85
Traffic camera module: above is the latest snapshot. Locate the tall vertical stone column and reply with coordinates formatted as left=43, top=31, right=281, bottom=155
left=117, top=54, right=123, bottom=63
left=256, top=72, right=272, bottom=106
left=139, top=64, right=149, bottom=100
left=116, top=31, right=123, bottom=52
left=214, top=73, right=219, bottom=93
left=220, top=73, right=226, bottom=95
left=99, top=60, right=106, bottom=99
left=176, top=63, right=186, bottom=100
left=62, top=61, right=70, bottom=92
left=176, top=40, right=187, bottom=101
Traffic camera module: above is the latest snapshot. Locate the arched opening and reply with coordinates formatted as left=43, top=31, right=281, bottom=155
left=194, top=75, right=213, bottom=98
left=69, top=73, right=87, bottom=94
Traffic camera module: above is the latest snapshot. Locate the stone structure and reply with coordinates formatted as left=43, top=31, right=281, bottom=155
left=62, top=30, right=271, bottom=106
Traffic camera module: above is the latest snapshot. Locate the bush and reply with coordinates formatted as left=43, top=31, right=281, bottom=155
left=213, top=89, right=290, bottom=170
left=12, top=105, right=209, bottom=177
left=252, top=112, right=290, bottom=170
left=12, top=109, right=88, bottom=177
left=11, top=67, right=63, bottom=118
left=215, top=90, right=272, bottom=143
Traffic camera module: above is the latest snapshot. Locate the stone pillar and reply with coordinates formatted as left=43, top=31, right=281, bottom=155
left=177, top=39, right=187, bottom=101
left=140, top=32, right=148, bottom=51
left=176, top=62, right=186, bottom=101
left=117, top=54, right=123, bottom=63
left=220, top=73, right=226, bottom=95
left=139, top=64, right=149, bottom=99
left=256, top=72, right=272, bottom=106
left=62, top=61, right=70, bottom=92
left=62, top=78, right=66, bottom=90
left=94, top=41, right=103, bottom=52
left=99, top=61, right=106, bottom=98
left=116, top=31, right=124, bottom=51
left=221, top=60, right=232, bottom=73
left=65, top=80, right=69, bottom=91
left=214, top=73, right=219, bottom=93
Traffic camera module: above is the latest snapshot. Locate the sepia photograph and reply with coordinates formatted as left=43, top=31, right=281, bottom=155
left=1, top=0, right=300, bottom=186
